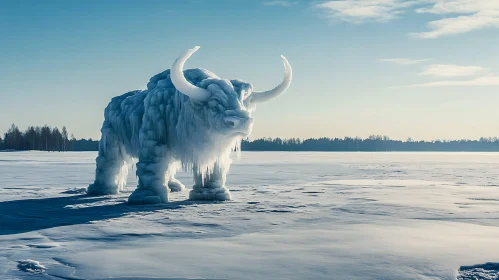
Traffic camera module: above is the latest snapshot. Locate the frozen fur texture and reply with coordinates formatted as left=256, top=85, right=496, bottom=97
left=87, top=47, right=292, bottom=204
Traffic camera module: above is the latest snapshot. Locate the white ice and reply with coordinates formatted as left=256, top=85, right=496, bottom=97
left=87, top=47, right=292, bottom=204
left=1, top=151, right=499, bottom=279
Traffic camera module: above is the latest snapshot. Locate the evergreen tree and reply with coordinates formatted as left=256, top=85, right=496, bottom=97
left=62, top=126, right=68, bottom=152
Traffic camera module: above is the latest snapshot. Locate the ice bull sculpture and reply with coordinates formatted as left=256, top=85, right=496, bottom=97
left=87, top=46, right=292, bottom=204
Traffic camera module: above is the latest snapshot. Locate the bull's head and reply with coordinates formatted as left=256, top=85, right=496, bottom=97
left=170, top=46, right=292, bottom=139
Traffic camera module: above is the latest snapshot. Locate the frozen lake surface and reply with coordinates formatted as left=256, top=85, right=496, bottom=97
left=1, top=151, right=499, bottom=279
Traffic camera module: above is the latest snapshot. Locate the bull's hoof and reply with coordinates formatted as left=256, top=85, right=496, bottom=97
left=168, top=180, right=185, bottom=192
left=128, top=188, right=168, bottom=204
left=87, top=183, right=119, bottom=196
left=189, top=186, right=231, bottom=201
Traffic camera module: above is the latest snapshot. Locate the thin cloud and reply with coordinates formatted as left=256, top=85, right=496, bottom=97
left=401, top=76, right=499, bottom=87
left=263, top=1, right=295, bottom=7
left=412, top=0, right=499, bottom=38
left=392, top=60, right=498, bottom=87
left=315, top=0, right=499, bottom=38
left=379, top=58, right=430, bottom=65
left=418, top=64, right=488, bottom=77
left=315, top=0, right=427, bottom=24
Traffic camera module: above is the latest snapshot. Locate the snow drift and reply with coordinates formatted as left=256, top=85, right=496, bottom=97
left=87, top=46, right=292, bottom=204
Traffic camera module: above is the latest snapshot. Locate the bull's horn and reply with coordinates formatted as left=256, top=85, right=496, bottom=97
left=171, top=46, right=211, bottom=102
left=250, top=55, right=292, bottom=103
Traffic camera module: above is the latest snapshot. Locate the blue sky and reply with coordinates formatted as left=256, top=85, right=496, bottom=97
left=1, top=0, right=499, bottom=141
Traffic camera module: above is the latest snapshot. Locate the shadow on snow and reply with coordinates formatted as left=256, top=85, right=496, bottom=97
left=0, top=194, right=213, bottom=235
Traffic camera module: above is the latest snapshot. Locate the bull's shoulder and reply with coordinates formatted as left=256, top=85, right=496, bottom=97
left=147, top=70, right=171, bottom=91
left=104, top=90, right=145, bottom=117
left=107, top=89, right=141, bottom=105
left=110, top=90, right=142, bottom=104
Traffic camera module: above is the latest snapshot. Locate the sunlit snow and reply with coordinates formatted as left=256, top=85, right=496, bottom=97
left=1, top=151, right=499, bottom=279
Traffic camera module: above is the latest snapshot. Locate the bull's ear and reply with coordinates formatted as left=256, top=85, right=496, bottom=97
left=239, top=84, right=253, bottom=101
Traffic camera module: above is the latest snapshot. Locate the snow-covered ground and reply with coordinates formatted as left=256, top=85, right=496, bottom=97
left=1, top=151, right=499, bottom=279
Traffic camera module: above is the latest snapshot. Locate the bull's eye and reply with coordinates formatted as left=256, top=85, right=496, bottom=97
left=223, top=116, right=239, bottom=128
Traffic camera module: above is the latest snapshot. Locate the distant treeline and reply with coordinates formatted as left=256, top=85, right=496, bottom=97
left=240, top=136, right=499, bottom=152
left=0, top=124, right=98, bottom=151
left=3, top=124, right=499, bottom=152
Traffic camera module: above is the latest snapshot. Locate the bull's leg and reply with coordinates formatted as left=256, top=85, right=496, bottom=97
left=128, top=153, right=170, bottom=204
left=168, top=176, right=185, bottom=192
left=189, top=162, right=231, bottom=201
left=87, top=131, right=128, bottom=195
